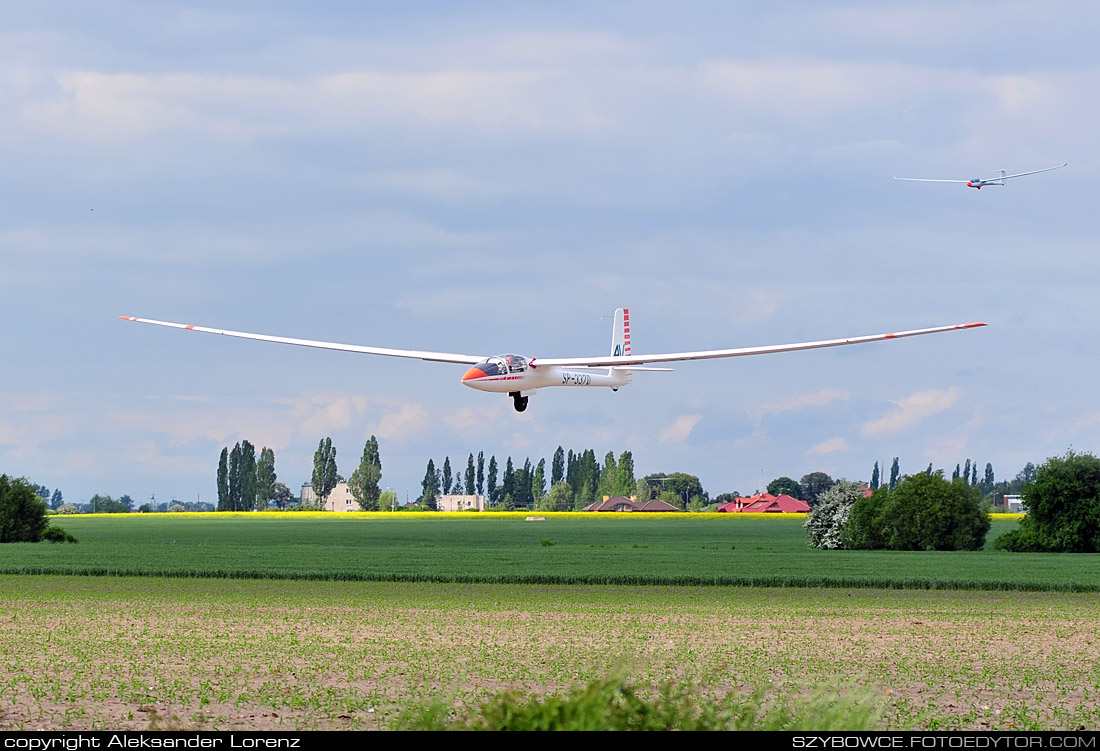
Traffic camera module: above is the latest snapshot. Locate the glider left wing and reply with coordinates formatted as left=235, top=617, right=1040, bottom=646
left=118, top=316, right=486, bottom=365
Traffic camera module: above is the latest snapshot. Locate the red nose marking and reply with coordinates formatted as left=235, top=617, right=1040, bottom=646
left=462, top=367, right=483, bottom=382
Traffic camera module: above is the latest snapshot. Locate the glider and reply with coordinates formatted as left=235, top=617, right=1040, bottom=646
left=119, top=310, right=986, bottom=412
left=893, top=163, right=1066, bottom=189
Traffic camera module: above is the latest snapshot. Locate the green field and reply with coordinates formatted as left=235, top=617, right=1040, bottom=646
left=2, top=513, right=1098, bottom=591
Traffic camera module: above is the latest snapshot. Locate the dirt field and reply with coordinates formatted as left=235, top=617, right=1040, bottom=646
left=2, top=575, right=1098, bottom=730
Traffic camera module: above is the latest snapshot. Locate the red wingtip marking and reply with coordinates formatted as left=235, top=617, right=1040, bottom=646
left=885, top=333, right=896, bottom=338
left=184, top=325, right=195, bottom=330
left=118, top=315, right=131, bottom=320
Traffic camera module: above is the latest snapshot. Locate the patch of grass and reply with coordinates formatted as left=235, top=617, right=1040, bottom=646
left=396, top=674, right=883, bottom=731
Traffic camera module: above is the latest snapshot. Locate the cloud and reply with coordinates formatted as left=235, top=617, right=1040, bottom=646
left=861, top=387, right=961, bottom=436
left=370, top=403, right=430, bottom=441
left=751, top=389, right=849, bottom=423
left=660, top=414, right=702, bottom=442
left=807, top=437, right=848, bottom=456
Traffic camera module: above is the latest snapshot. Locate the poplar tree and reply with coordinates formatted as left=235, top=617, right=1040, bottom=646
left=487, top=456, right=498, bottom=505
left=312, top=437, right=338, bottom=508
left=597, top=451, right=617, bottom=500
left=349, top=436, right=382, bottom=511
left=442, top=457, right=453, bottom=495
left=420, top=459, right=440, bottom=508
left=476, top=452, right=485, bottom=496
left=551, top=446, right=565, bottom=486
left=532, top=459, right=546, bottom=503
left=889, top=457, right=900, bottom=491
left=217, top=448, right=230, bottom=511
left=256, top=447, right=277, bottom=510
left=614, top=450, right=635, bottom=496
left=239, top=440, right=257, bottom=511
left=465, top=454, right=476, bottom=495
left=870, top=461, right=880, bottom=491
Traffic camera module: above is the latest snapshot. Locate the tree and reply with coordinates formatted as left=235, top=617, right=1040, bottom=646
left=420, top=459, right=440, bottom=509
left=597, top=452, right=617, bottom=500
left=614, top=451, right=635, bottom=497
left=541, top=481, right=573, bottom=512
left=952, top=464, right=960, bottom=481
left=239, top=440, right=257, bottom=511
left=228, top=443, right=243, bottom=510
left=217, top=447, right=230, bottom=511
left=138, top=503, right=154, bottom=513
left=870, top=461, right=880, bottom=491
left=844, top=472, right=989, bottom=551
left=995, top=451, right=1100, bottom=553
left=532, top=459, right=546, bottom=504
left=476, top=451, right=485, bottom=496
left=804, top=479, right=866, bottom=549
left=635, top=479, right=652, bottom=502
left=271, top=482, right=293, bottom=510
left=982, top=463, right=995, bottom=496
left=256, top=447, right=277, bottom=510
left=503, top=457, right=515, bottom=504
left=442, top=456, right=453, bottom=495
left=551, top=446, right=565, bottom=486
left=888, top=458, right=900, bottom=491
left=465, top=454, right=476, bottom=495
left=1016, top=462, right=1037, bottom=485
left=798, top=472, right=835, bottom=507
left=0, top=475, right=49, bottom=542
left=56, top=504, right=79, bottom=515
left=970, top=462, right=978, bottom=487
left=767, top=476, right=802, bottom=498
left=962, top=459, right=972, bottom=486
left=88, top=494, right=129, bottom=513
left=50, top=489, right=63, bottom=510
left=647, top=472, right=706, bottom=507
left=487, top=456, right=498, bottom=505
left=312, top=438, right=339, bottom=509
left=349, top=436, right=383, bottom=511
left=379, top=489, right=397, bottom=511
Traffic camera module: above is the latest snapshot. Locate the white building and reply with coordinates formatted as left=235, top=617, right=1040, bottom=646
left=301, top=482, right=358, bottom=512
left=436, top=494, right=486, bottom=512
left=1004, top=494, right=1026, bottom=513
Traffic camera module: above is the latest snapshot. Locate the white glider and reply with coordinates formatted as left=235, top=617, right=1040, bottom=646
left=894, top=163, right=1066, bottom=189
left=119, top=310, right=986, bottom=412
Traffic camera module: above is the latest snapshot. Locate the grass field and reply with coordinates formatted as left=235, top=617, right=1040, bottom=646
left=2, top=512, right=1097, bottom=591
left=2, top=575, right=1098, bottom=731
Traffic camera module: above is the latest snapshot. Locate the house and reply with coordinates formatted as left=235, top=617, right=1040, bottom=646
left=716, top=492, right=810, bottom=513
left=301, top=482, right=358, bottom=512
left=583, top=495, right=681, bottom=512
left=436, top=494, right=486, bottom=512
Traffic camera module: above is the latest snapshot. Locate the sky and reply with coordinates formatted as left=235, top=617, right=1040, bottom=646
left=1, top=1, right=1097, bottom=506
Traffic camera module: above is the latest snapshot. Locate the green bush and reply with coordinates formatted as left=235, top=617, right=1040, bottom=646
left=42, top=526, right=78, bottom=544
left=0, top=475, right=48, bottom=543
left=396, top=674, right=881, bottom=731
left=995, top=451, right=1100, bottom=553
left=842, top=472, right=989, bottom=551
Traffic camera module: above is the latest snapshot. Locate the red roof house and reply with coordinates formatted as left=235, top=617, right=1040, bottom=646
left=717, top=492, right=810, bottom=513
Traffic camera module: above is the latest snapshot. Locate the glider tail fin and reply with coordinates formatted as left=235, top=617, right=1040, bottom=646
left=611, top=308, right=631, bottom=358
left=610, top=307, right=633, bottom=387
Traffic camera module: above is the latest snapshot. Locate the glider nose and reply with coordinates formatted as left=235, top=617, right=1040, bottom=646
left=462, top=366, right=484, bottom=382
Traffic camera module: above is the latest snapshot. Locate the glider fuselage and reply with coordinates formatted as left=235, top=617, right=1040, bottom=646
left=461, top=355, right=629, bottom=394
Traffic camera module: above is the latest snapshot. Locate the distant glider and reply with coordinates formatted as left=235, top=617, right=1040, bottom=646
left=894, top=163, right=1067, bottom=189
left=119, top=310, right=986, bottom=412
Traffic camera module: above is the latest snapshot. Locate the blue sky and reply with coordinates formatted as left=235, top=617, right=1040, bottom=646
left=1, top=1, right=1097, bottom=505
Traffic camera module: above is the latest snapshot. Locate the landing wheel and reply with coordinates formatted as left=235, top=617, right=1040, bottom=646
left=512, top=394, right=528, bottom=412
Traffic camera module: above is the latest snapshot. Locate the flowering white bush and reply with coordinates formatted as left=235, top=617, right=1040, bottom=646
left=804, top=479, right=865, bottom=549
